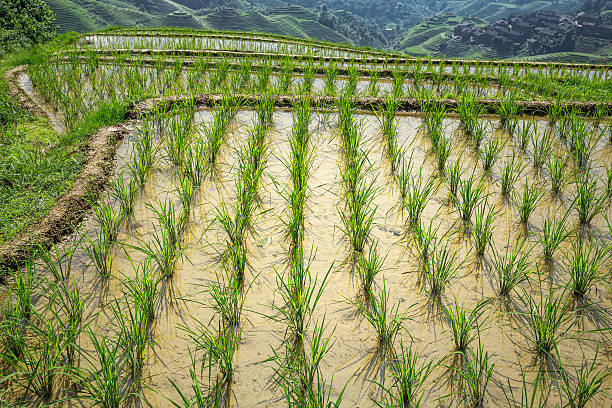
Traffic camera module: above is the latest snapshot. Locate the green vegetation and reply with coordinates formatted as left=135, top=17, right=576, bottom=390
left=1, top=24, right=611, bottom=408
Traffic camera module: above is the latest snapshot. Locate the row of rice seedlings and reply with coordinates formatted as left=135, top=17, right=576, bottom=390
left=172, top=101, right=273, bottom=403
left=136, top=200, right=187, bottom=280
left=203, top=94, right=241, bottom=180
left=282, top=99, right=313, bottom=258
left=423, top=103, right=453, bottom=173
left=162, top=102, right=195, bottom=170
left=85, top=194, right=124, bottom=279
left=0, top=255, right=95, bottom=404
left=216, top=98, right=270, bottom=286
left=337, top=94, right=377, bottom=262
left=176, top=280, right=243, bottom=405
left=375, top=95, right=403, bottom=177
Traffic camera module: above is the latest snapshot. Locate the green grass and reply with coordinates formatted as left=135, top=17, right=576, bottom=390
left=0, top=38, right=130, bottom=247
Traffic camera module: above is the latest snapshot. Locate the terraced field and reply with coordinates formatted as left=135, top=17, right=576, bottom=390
left=1, top=28, right=612, bottom=407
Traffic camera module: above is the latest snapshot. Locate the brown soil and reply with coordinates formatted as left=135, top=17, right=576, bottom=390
left=132, top=93, right=612, bottom=118
left=0, top=66, right=132, bottom=276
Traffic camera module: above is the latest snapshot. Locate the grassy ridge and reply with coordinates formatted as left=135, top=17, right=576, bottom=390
left=0, top=36, right=130, bottom=247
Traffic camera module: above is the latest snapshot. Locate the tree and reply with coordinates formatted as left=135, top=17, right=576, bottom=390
left=0, top=0, right=56, bottom=50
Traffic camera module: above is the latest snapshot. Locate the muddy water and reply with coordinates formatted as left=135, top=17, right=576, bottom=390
left=17, top=73, right=66, bottom=133
left=34, top=109, right=612, bottom=407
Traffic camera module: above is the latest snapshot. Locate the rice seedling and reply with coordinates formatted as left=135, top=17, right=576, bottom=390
left=85, top=195, right=124, bottom=278
left=392, top=69, right=405, bottom=99
left=185, top=319, right=239, bottom=400
left=203, top=97, right=240, bottom=177
left=516, top=120, right=533, bottom=152
left=80, top=331, right=129, bottom=408
left=403, top=170, right=436, bottom=228
left=135, top=200, right=186, bottom=280
left=568, top=119, right=599, bottom=172
left=499, top=153, right=525, bottom=197
left=45, top=274, right=85, bottom=368
left=255, top=61, right=272, bottom=93
left=183, top=134, right=206, bottom=189
left=458, top=341, right=494, bottom=408
left=0, top=266, right=35, bottom=364
left=546, top=153, right=572, bottom=196
left=515, top=286, right=573, bottom=360
left=272, top=253, right=330, bottom=355
left=425, top=242, right=460, bottom=299
left=480, top=135, right=504, bottom=173
left=538, top=212, right=571, bottom=261
left=368, top=71, right=381, bottom=97
left=514, top=179, right=542, bottom=225
left=440, top=300, right=488, bottom=353
left=445, top=159, right=463, bottom=199
left=269, top=320, right=344, bottom=407
left=357, top=243, right=385, bottom=303
left=279, top=60, right=293, bottom=94
left=163, top=107, right=193, bottom=169
left=207, top=268, right=248, bottom=335
left=111, top=297, right=151, bottom=394
left=566, top=239, right=607, bottom=301
left=300, top=63, right=315, bottom=95
left=497, top=94, right=519, bottom=130
left=376, top=344, right=436, bottom=408
left=490, top=236, right=531, bottom=299
left=128, top=118, right=156, bottom=189
left=324, top=63, right=338, bottom=96
left=573, top=174, right=606, bottom=226
left=435, top=134, right=453, bottom=173
left=558, top=346, right=611, bottom=408
left=501, top=366, right=550, bottom=408
left=339, top=175, right=378, bottom=256
left=455, top=175, right=486, bottom=225
left=168, top=363, right=220, bottom=408
left=412, top=219, right=440, bottom=267
left=376, top=96, right=402, bottom=176
left=110, top=176, right=137, bottom=221
left=473, top=202, right=496, bottom=257
left=353, top=280, right=411, bottom=362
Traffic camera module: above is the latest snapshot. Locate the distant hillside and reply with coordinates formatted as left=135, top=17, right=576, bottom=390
left=43, top=0, right=612, bottom=62
left=441, top=0, right=581, bottom=21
